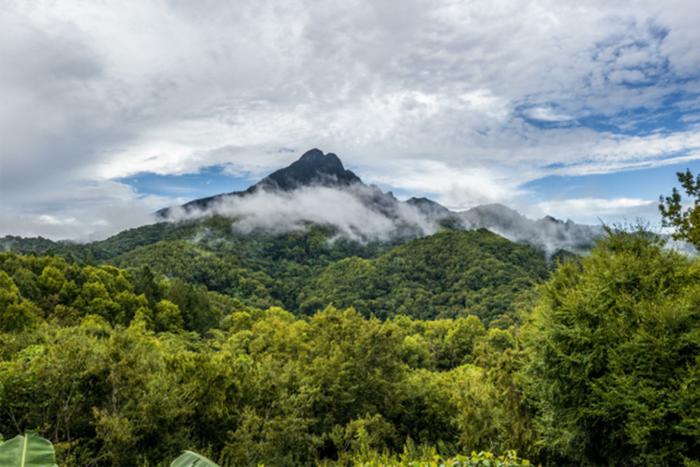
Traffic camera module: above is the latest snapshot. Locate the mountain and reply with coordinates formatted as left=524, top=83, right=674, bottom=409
left=158, top=148, right=362, bottom=216
left=3, top=148, right=606, bottom=257
left=406, top=196, right=454, bottom=221
left=153, top=148, right=602, bottom=254
left=0, top=142, right=565, bottom=322
left=459, top=204, right=603, bottom=254
left=257, top=148, right=362, bottom=190
left=0, top=148, right=597, bottom=324
left=298, top=228, right=549, bottom=324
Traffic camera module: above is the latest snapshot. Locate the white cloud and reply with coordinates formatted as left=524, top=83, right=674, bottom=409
left=367, top=160, right=524, bottom=210
left=0, top=180, right=168, bottom=241
left=525, top=107, right=575, bottom=122
left=167, top=185, right=440, bottom=241
left=2, top=0, right=700, bottom=238
left=608, top=69, right=649, bottom=85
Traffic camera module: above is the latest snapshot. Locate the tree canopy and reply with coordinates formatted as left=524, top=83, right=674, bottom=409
left=1, top=220, right=698, bottom=465
left=521, top=232, right=700, bottom=465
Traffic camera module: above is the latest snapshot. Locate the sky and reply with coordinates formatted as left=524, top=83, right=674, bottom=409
left=2, top=0, right=700, bottom=240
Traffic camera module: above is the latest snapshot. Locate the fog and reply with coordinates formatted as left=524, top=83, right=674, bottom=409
left=161, top=184, right=617, bottom=254
left=165, top=184, right=441, bottom=242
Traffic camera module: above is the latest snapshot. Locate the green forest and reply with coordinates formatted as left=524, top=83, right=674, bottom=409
left=1, top=176, right=700, bottom=466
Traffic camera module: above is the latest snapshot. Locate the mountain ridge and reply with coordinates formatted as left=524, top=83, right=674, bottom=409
left=154, top=148, right=602, bottom=254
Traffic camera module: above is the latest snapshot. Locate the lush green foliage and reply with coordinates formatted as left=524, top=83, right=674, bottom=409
left=0, top=433, right=219, bottom=467
left=300, top=229, right=548, bottom=324
left=521, top=232, right=700, bottom=465
left=0, top=432, right=58, bottom=467
left=0, top=308, right=528, bottom=465
left=110, top=240, right=278, bottom=310
left=321, top=447, right=531, bottom=466
left=3, top=218, right=549, bottom=323
left=2, top=224, right=699, bottom=466
left=0, top=253, right=224, bottom=335
left=0, top=253, right=528, bottom=465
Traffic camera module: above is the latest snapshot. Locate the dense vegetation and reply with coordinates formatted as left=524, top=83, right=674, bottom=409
left=299, top=230, right=547, bottom=324
left=0, top=260, right=526, bottom=464
left=523, top=232, right=700, bottom=465
left=1, top=226, right=699, bottom=465
left=2, top=218, right=548, bottom=324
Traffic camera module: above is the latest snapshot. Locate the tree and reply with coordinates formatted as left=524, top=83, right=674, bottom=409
left=0, top=271, right=38, bottom=331
left=0, top=249, right=541, bottom=465
left=521, top=231, right=700, bottom=465
left=659, top=168, right=700, bottom=246
left=154, top=299, right=184, bottom=333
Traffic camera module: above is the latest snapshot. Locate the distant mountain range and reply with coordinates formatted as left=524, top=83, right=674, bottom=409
left=157, top=148, right=603, bottom=254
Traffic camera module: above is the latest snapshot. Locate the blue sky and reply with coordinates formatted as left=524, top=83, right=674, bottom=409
left=119, top=166, right=253, bottom=202
left=2, top=1, right=700, bottom=239
left=524, top=161, right=700, bottom=202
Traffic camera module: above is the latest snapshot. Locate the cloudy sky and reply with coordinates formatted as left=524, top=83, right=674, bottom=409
left=2, top=0, right=700, bottom=240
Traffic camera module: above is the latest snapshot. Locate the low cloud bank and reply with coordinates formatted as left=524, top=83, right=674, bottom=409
left=165, top=184, right=441, bottom=242
left=163, top=185, right=618, bottom=256
left=536, top=197, right=657, bottom=225
left=459, top=204, right=605, bottom=256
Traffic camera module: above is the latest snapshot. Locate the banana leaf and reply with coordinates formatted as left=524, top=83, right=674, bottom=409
left=0, top=432, right=58, bottom=467
left=170, top=450, right=220, bottom=467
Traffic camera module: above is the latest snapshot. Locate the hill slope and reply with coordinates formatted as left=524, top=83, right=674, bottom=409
left=299, top=229, right=549, bottom=324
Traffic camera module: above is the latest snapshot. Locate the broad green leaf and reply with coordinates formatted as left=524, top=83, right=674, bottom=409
left=0, top=433, right=58, bottom=467
left=170, top=450, right=220, bottom=467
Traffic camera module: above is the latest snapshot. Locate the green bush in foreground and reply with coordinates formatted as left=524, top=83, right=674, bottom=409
left=331, top=449, right=530, bottom=466
left=521, top=232, right=700, bottom=465
left=0, top=432, right=529, bottom=467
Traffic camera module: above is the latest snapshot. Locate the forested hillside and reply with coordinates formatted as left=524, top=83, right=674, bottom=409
left=299, top=229, right=548, bottom=324
left=107, top=219, right=396, bottom=313
left=1, top=230, right=699, bottom=465
left=2, top=217, right=550, bottom=324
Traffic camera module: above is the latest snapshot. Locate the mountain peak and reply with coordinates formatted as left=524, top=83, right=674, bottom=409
left=158, top=148, right=363, bottom=216
left=255, top=148, right=362, bottom=191
left=298, top=147, right=326, bottom=162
